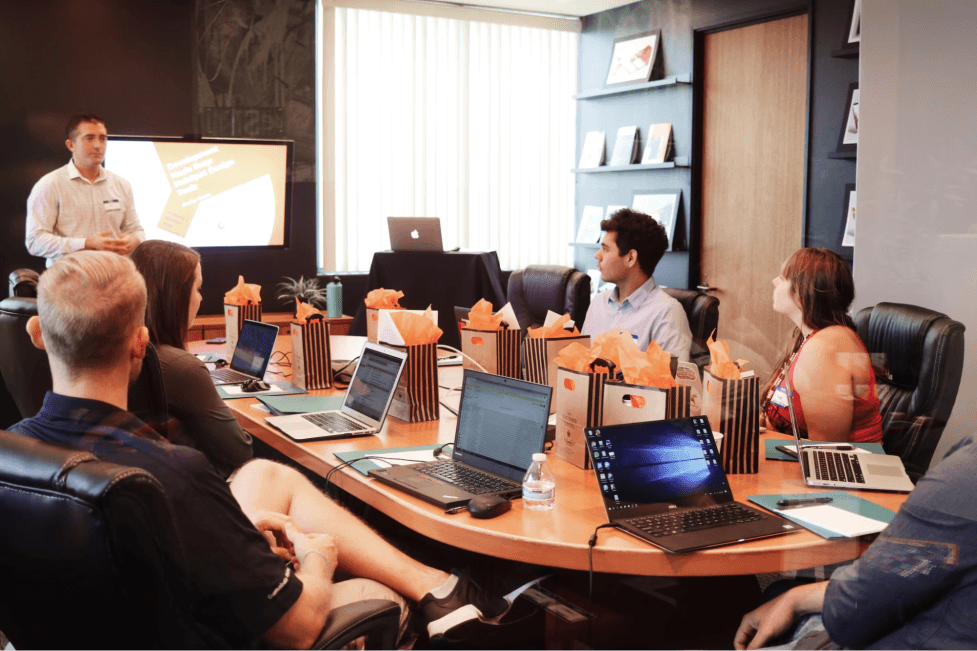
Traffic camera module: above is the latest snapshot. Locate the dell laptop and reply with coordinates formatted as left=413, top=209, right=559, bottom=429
left=784, top=373, right=914, bottom=492
left=369, top=370, right=552, bottom=509
left=266, top=343, right=408, bottom=441
left=585, top=417, right=796, bottom=553
left=210, top=320, right=279, bottom=385
left=388, top=217, right=444, bottom=252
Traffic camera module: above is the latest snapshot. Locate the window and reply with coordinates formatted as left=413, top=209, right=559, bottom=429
left=320, top=6, right=577, bottom=272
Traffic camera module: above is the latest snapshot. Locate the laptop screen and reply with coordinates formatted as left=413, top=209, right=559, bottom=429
left=231, top=320, right=279, bottom=377
left=343, top=345, right=405, bottom=422
left=452, top=370, right=553, bottom=482
left=585, top=417, right=733, bottom=517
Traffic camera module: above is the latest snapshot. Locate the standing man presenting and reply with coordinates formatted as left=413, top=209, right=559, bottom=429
left=25, top=114, right=144, bottom=266
left=582, top=208, right=693, bottom=362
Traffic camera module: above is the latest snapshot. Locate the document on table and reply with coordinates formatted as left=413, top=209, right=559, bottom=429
left=777, top=504, right=888, bottom=538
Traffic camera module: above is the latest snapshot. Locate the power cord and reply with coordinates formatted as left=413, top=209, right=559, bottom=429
left=588, top=523, right=617, bottom=602
left=330, top=356, right=360, bottom=390
left=436, top=344, right=488, bottom=373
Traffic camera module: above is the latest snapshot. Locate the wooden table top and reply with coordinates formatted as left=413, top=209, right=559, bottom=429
left=197, top=337, right=908, bottom=577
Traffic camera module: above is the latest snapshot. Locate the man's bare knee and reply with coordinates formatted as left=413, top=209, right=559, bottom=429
left=231, top=459, right=307, bottom=513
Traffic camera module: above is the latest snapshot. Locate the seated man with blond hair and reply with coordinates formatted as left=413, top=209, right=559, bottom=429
left=10, top=251, right=508, bottom=648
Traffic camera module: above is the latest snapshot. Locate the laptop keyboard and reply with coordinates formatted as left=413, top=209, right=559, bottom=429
left=210, top=368, right=256, bottom=383
left=813, top=450, right=865, bottom=484
left=301, top=411, right=371, bottom=434
left=626, top=503, right=764, bottom=538
left=416, top=460, right=520, bottom=496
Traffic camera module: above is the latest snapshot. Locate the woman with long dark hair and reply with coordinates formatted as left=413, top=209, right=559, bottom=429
left=761, top=248, right=882, bottom=443
left=131, top=240, right=252, bottom=477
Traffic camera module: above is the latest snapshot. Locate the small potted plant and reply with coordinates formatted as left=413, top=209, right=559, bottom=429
left=276, top=276, right=328, bottom=314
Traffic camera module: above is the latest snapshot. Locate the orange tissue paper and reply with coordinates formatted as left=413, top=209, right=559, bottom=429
left=364, top=289, right=404, bottom=309
left=528, top=314, right=581, bottom=339
left=705, top=333, right=749, bottom=380
left=224, top=276, right=261, bottom=305
left=390, top=307, right=442, bottom=345
left=466, top=299, right=505, bottom=331
left=293, top=297, right=323, bottom=324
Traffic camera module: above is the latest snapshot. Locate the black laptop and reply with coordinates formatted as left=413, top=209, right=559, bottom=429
left=210, top=320, right=279, bottom=385
left=585, top=417, right=797, bottom=553
left=369, top=369, right=552, bottom=509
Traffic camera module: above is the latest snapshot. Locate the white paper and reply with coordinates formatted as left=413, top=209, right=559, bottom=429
left=367, top=449, right=440, bottom=467
left=378, top=308, right=438, bottom=346
left=222, top=384, right=285, bottom=396
left=778, top=504, right=887, bottom=538
left=640, top=122, right=673, bottom=164
left=842, top=190, right=857, bottom=247
left=578, top=131, right=606, bottom=168
left=575, top=205, right=605, bottom=243
left=543, top=310, right=575, bottom=330
left=496, top=302, right=521, bottom=331
left=609, top=125, right=638, bottom=166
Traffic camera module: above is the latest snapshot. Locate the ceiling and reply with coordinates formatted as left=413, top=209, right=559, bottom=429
left=413, top=0, right=638, bottom=19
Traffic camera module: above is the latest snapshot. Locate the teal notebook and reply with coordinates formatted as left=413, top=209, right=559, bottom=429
left=334, top=444, right=443, bottom=476
left=748, top=491, right=897, bottom=539
left=257, top=395, right=345, bottom=416
left=765, top=438, right=885, bottom=461
left=216, top=381, right=308, bottom=400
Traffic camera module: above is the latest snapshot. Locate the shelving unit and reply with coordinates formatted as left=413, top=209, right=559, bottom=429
left=828, top=151, right=857, bottom=160
left=573, top=74, right=692, bottom=100
left=572, top=156, right=691, bottom=174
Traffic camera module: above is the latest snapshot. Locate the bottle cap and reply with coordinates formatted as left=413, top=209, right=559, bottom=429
left=532, top=453, right=546, bottom=462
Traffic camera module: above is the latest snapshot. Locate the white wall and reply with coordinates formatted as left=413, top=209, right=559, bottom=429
left=856, top=0, right=977, bottom=466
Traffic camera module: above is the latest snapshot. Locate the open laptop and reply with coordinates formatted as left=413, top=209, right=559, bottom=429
left=368, top=370, right=552, bottom=509
left=210, top=320, right=279, bottom=385
left=585, top=417, right=796, bottom=553
left=388, top=217, right=444, bottom=252
left=784, top=373, right=914, bottom=492
left=266, top=343, right=408, bottom=441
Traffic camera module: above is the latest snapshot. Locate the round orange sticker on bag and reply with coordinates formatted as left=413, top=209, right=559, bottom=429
left=564, top=378, right=575, bottom=391
left=630, top=395, right=646, bottom=408
left=471, top=337, right=484, bottom=346
left=371, top=313, right=379, bottom=321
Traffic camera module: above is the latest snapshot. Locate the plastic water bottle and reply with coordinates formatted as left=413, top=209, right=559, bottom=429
left=522, top=453, right=556, bottom=511
left=326, top=276, right=343, bottom=318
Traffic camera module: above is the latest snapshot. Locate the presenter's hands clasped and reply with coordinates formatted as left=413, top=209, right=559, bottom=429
left=85, top=231, right=138, bottom=255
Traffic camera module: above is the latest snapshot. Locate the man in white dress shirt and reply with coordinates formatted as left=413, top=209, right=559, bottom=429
left=581, top=208, right=692, bottom=362
left=25, top=114, right=145, bottom=266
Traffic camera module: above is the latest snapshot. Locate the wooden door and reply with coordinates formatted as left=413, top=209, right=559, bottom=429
left=700, top=14, right=808, bottom=381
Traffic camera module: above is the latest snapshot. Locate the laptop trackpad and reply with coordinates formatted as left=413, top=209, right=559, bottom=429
left=864, top=463, right=905, bottom=477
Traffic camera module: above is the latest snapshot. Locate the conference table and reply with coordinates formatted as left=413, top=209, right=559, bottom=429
left=196, top=337, right=908, bottom=578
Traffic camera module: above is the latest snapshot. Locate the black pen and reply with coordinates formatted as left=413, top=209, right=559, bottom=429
left=776, top=497, right=833, bottom=508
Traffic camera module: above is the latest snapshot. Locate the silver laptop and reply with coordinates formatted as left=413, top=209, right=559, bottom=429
left=329, top=335, right=368, bottom=373
left=785, top=372, right=914, bottom=492
left=388, top=217, right=444, bottom=252
left=210, top=320, right=279, bottom=385
left=267, top=343, right=408, bottom=441
left=368, top=370, right=552, bottom=509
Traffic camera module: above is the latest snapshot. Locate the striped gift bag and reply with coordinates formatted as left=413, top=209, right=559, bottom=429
left=387, top=342, right=439, bottom=423
left=702, top=370, right=760, bottom=474
left=554, top=367, right=608, bottom=469
left=523, top=336, right=590, bottom=410
left=290, top=317, right=333, bottom=390
left=461, top=327, right=522, bottom=379
left=224, top=302, right=262, bottom=358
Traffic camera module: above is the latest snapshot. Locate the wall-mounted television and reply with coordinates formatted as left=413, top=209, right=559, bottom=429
left=104, top=136, right=293, bottom=250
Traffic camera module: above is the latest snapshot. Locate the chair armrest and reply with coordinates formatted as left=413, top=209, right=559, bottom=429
left=312, top=598, right=402, bottom=650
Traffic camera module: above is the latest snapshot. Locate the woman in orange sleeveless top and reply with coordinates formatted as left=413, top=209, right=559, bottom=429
left=760, top=248, right=882, bottom=444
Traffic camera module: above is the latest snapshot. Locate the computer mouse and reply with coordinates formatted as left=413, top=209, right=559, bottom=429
left=467, top=495, right=511, bottom=519
left=242, top=379, right=271, bottom=392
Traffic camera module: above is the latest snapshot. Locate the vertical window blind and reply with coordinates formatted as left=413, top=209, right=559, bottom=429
left=330, top=7, right=577, bottom=271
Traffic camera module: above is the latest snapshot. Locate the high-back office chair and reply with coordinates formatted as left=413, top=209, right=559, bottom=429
left=0, top=428, right=402, bottom=649
left=0, top=296, right=168, bottom=428
left=507, top=265, right=591, bottom=333
left=662, top=288, right=720, bottom=372
left=853, top=302, right=966, bottom=480
left=8, top=268, right=39, bottom=298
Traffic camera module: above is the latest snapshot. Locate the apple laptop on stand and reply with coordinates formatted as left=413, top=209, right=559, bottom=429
left=388, top=217, right=444, bottom=252
left=784, top=372, right=914, bottom=492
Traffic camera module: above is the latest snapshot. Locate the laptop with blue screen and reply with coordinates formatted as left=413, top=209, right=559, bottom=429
left=210, top=320, right=279, bottom=385
left=584, top=417, right=795, bottom=553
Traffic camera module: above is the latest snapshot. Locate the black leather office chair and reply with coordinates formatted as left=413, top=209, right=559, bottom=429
left=507, top=265, right=591, bottom=333
left=0, top=296, right=167, bottom=429
left=662, top=288, right=720, bottom=372
left=8, top=268, right=39, bottom=298
left=0, top=428, right=402, bottom=649
left=853, top=302, right=966, bottom=480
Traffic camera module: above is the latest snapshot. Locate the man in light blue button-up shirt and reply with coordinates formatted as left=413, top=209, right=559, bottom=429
left=581, top=209, right=692, bottom=362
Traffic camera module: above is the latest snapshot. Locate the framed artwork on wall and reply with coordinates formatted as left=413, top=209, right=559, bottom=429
left=836, top=83, right=859, bottom=153
left=631, top=189, right=682, bottom=251
left=848, top=0, right=861, bottom=44
left=604, top=30, right=662, bottom=87
left=842, top=184, right=857, bottom=248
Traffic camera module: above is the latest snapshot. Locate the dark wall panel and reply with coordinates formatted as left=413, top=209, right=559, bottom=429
left=0, top=0, right=319, bottom=316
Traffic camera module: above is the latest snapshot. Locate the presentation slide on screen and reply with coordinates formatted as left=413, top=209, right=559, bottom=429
left=105, top=140, right=288, bottom=247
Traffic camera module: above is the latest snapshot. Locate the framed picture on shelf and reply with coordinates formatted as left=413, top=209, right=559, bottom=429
left=835, top=83, right=859, bottom=153
left=848, top=0, right=861, bottom=44
left=842, top=184, right=857, bottom=248
left=604, top=30, right=661, bottom=87
left=631, top=189, right=682, bottom=251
